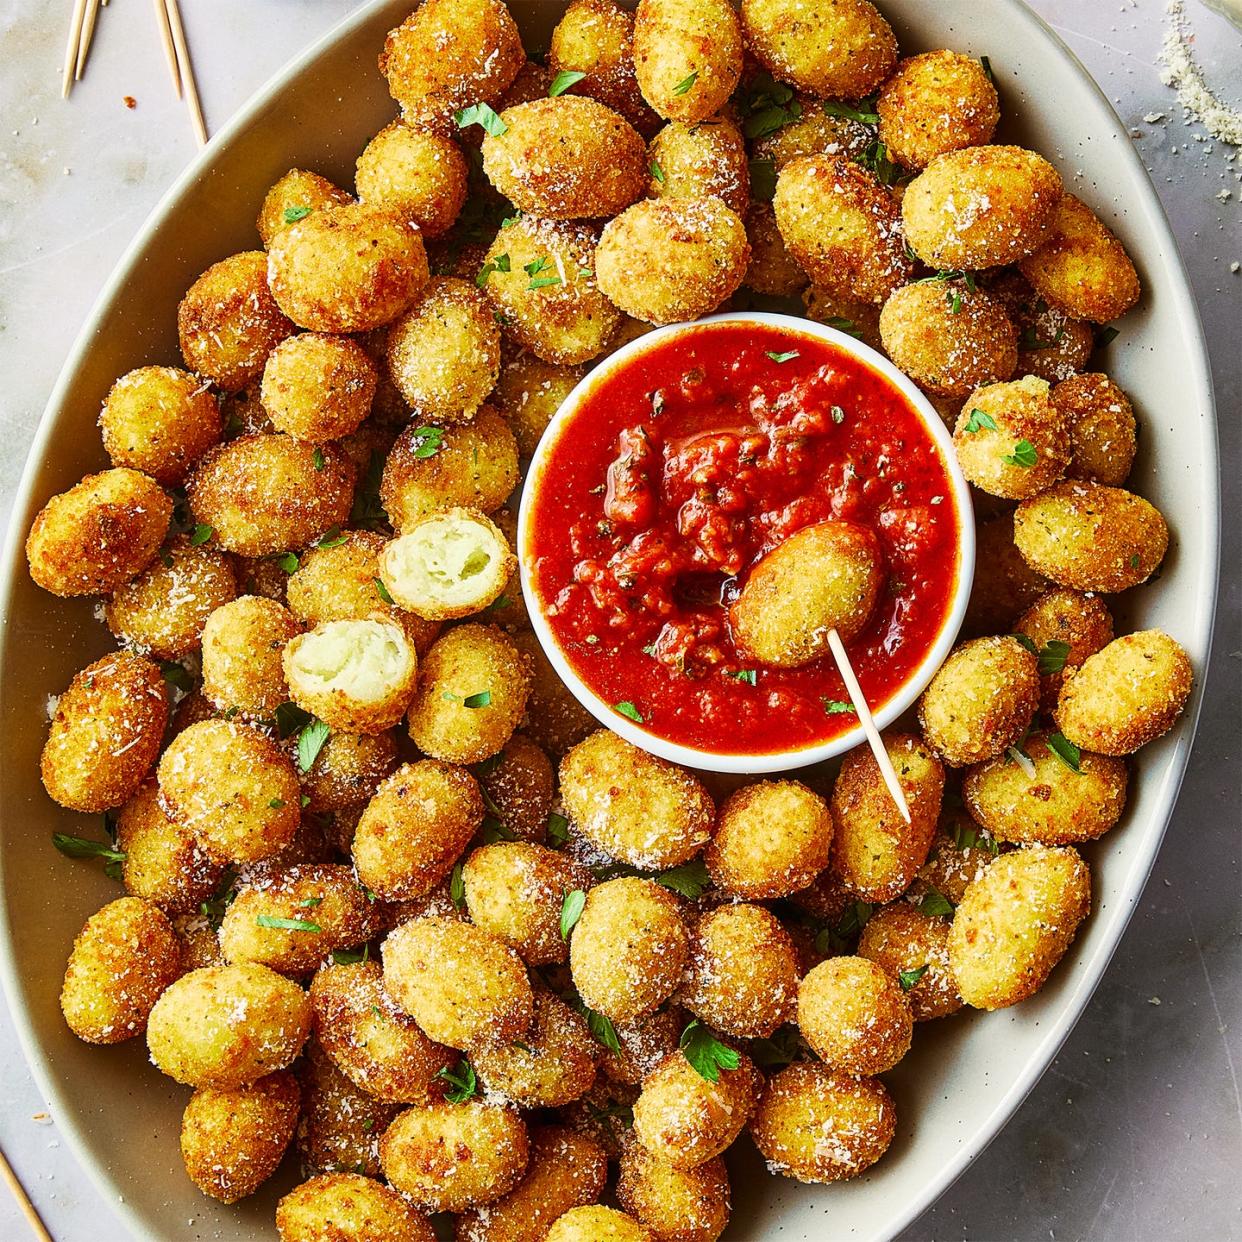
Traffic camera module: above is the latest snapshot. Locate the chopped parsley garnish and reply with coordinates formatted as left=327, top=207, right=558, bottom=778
left=1037, top=639, right=1072, bottom=675
left=765, top=350, right=799, bottom=363
left=679, top=1020, right=740, bottom=1082
left=672, top=71, right=698, bottom=96
left=296, top=719, right=331, bottom=772
left=476, top=252, right=511, bottom=287
left=268, top=798, right=286, bottom=809
left=750, top=1026, right=803, bottom=1068
left=963, top=408, right=998, bottom=433
left=918, top=886, right=955, bottom=917
left=1002, top=439, right=1039, bottom=468
left=275, top=551, right=300, bottom=573
left=748, top=157, right=777, bottom=201
left=525, top=256, right=562, bottom=290
left=830, top=404, right=846, bottom=424
left=738, top=72, right=802, bottom=139
left=855, top=138, right=905, bottom=186
left=980, top=55, right=995, bottom=83
left=1019, top=324, right=1064, bottom=351
left=1046, top=731, right=1083, bottom=774
left=824, top=317, right=862, bottom=339
left=613, top=700, right=644, bottom=723
left=464, top=690, right=492, bottom=709
left=312, top=447, right=325, bottom=471
left=654, top=859, right=711, bottom=900
left=189, top=523, right=214, bottom=546
left=274, top=701, right=312, bottom=739
left=450, top=862, right=466, bottom=909
left=454, top=102, right=507, bottom=136
left=560, top=889, right=587, bottom=939
left=546, top=812, right=570, bottom=846
left=918, top=269, right=976, bottom=289
left=822, top=98, right=879, bottom=124
left=256, top=915, right=321, bottom=933
left=52, top=832, right=125, bottom=881
left=949, top=818, right=1000, bottom=855
left=315, top=526, right=347, bottom=549
left=821, top=698, right=857, bottom=715
left=548, top=69, right=586, bottom=97
left=570, top=998, right=621, bottom=1053
left=298, top=896, right=323, bottom=908
left=160, top=661, right=193, bottom=692
left=374, top=576, right=395, bottom=605
left=899, top=964, right=929, bottom=991
left=1129, top=552, right=1141, bottom=569
left=436, top=1058, right=479, bottom=1103
left=728, top=669, right=757, bottom=685
left=331, top=945, right=370, bottom=965
left=410, top=426, right=445, bottom=458
left=649, top=159, right=665, bottom=184
left=282, top=205, right=311, bottom=224
left=947, top=287, right=963, bottom=314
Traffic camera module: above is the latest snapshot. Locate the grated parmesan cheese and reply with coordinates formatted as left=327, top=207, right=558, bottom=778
left=1159, top=0, right=1242, bottom=146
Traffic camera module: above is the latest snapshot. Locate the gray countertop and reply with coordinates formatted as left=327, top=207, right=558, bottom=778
left=0, top=0, right=1238, bottom=1238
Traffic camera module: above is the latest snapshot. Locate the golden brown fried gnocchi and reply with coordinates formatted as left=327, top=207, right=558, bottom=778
left=492, top=350, right=584, bottom=459
left=751, top=102, right=869, bottom=171
left=475, top=731, right=555, bottom=841
left=383, top=915, right=534, bottom=1051
left=1015, top=587, right=1114, bottom=711
left=147, top=962, right=311, bottom=1087
left=953, top=374, right=1071, bottom=499
left=407, top=623, right=531, bottom=762
left=296, top=1037, right=400, bottom=1178
left=903, top=146, right=1063, bottom=270
left=706, top=780, right=831, bottom=899
left=773, top=156, right=914, bottom=306
left=60, top=896, right=181, bottom=1044
left=379, top=507, right=513, bottom=620
left=602, top=1007, right=685, bottom=1086
left=560, top=729, right=715, bottom=869
left=484, top=96, right=648, bottom=219
left=830, top=732, right=944, bottom=901
left=879, top=279, right=1018, bottom=398
left=386, top=277, right=500, bottom=423
left=596, top=196, right=749, bottom=325
left=749, top=1062, right=895, bottom=1183
left=731, top=519, right=883, bottom=665
left=188, top=434, right=354, bottom=556
left=219, top=864, right=379, bottom=975
left=159, top=719, right=301, bottom=864
left=105, top=533, right=237, bottom=659
left=310, top=961, right=455, bottom=1104
left=681, top=904, right=798, bottom=1039
left=381, top=1100, right=529, bottom=1212
left=353, top=760, right=483, bottom=900
left=742, top=0, right=895, bottom=99
left=964, top=510, right=1050, bottom=634
left=549, top=1206, right=656, bottom=1242
left=1054, top=629, right=1192, bottom=756
left=201, top=595, right=300, bottom=717
left=180, top=1071, right=300, bottom=1203
left=570, top=877, right=688, bottom=1023
left=949, top=844, right=1091, bottom=1009
left=261, top=333, right=377, bottom=443
left=877, top=50, right=1000, bottom=170
left=381, top=408, right=519, bottom=529
left=463, top=842, right=592, bottom=965
left=1019, top=193, right=1141, bottom=323
left=915, top=813, right=1000, bottom=906
left=284, top=618, right=419, bottom=734
left=647, top=114, right=748, bottom=215
left=27, top=468, right=172, bottom=597
left=268, top=203, right=429, bottom=333
left=918, top=636, right=1040, bottom=767
left=1013, top=480, right=1168, bottom=592
left=1052, top=372, right=1138, bottom=485
left=356, top=121, right=469, bottom=238
left=631, top=1046, right=761, bottom=1169
left=277, top=1171, right=434, bottom=1242
left=257, top=169, right=354, bottom=248
left=617, top=1142, right=730, bottom=1242
left=457, top=1124, right=609, bottom=1242
left=42, top=651, right=168, bottom=812
left=117, top=781, right=225, bottom=914
left=857, top=901, right=962, bottom=1021
left=963, top=732, right=1127, bottom=845
left=474, top=990, right=599, bottom=1106
left=99, top=366, right=222, bottom=485
left=300, top=729, right=397, bottom=813
left=744, top=201, right=808, bottom=297
left=797, top=955, right=912, bottom=1074
left=633, top=0, right=742, bottom=124
left=178, top=251, right=295, bottom=391
left=549, top=0, right=657, bottom=135
left=380, top=0, right=524, bottom=133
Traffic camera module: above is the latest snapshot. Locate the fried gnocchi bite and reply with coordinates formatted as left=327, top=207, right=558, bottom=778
left=201, top=594, right=300, bottom=718
left=617, top=1141, right=731, bottom=1242
left=744, top=201, right=808, bottom=297
left=797, top=955, right=912, bottom=1074
left=355, top=121, right=469, bottom=238
left=260, top=333, right=377, bottom=443
left=257, top=169, right=354, bottom=248
left=1051, top=371, right=1138, bottom=486
left=633, top=0, right=743, bottom=124
left=277, top=1172, right=435, bottom=1242
left=284, top=617, right=418, bottom=734
left=857, top=901, right=962, bottom=1021
left=27, top=468, right=172, bottom=597
left=549, top=1206, right=656, bottom=1241
left=475, top=731, right=555, bottom=841
left=559, top=729, right=715, bottom=869
left=511, top=630, right=598, bottom=756
left=646, top=114, right=749, bottom=215
left=492, top=350, right=584, bottom=459
left=1014, top=587, right=1114, bottom=711
left=42, top=651, right=168, bottom=812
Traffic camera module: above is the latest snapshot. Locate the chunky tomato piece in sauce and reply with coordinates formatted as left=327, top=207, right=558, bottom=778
left=526, top=323, right=962, bottom=756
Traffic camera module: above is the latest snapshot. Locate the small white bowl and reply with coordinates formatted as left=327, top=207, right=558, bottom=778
left=517, top=310, right=977, bottom=774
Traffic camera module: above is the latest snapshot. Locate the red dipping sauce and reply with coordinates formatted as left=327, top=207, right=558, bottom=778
left=522, top=320, right=967, bottom=759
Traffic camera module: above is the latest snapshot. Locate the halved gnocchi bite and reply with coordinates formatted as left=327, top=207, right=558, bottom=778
left=379, top=507, right=515, bottom=619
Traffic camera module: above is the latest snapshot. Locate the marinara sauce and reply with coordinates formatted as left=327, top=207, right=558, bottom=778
left=525, top=321, right=963, bottom=756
